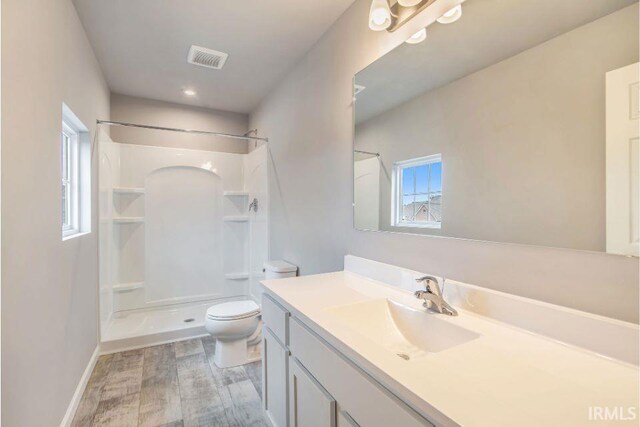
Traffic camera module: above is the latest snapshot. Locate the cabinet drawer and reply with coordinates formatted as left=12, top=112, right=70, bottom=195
left=289, top=318, right=434, bottom=427
left=262, top=294, right=290, bottom=344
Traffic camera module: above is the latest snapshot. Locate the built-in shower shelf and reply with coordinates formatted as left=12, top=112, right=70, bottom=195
left=224, top=191, right=249, bottom=197
left=113, top=282, right=144, bottom=292
left=114, top=187, right=145, bottom=195
left=224, top=272, right=249, bottom=280
left=223, top=215, right=249, bottom=222
left=113, top=217, right=145, bottom=224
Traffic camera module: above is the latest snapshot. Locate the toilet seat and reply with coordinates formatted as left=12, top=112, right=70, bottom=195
left=206, top=300, right=260, bottom=321
left=204, top=300, right=262, bottom=368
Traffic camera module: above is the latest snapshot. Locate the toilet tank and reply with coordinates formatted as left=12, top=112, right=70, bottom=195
left=264, top=260, right=298, bottom=279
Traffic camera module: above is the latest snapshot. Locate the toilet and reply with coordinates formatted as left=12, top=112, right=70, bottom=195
left=205, top=260, right=297, bottom=368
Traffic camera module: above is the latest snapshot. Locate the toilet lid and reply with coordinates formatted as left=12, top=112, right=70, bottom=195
left=206, top=300, right=260, bottom=320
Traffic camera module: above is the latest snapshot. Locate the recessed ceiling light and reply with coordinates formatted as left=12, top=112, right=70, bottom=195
left=437, top=4, right=462, bottom=24
left=183, top=89, right=196, bottom=96
left=405, top=28, right=427, bottom=44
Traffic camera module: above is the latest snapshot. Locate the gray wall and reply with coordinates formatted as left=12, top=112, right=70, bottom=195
left=250, top=0, right=639, bottom=323
left=1, top=0, right=110, bottom=425
left=111, top=93, right=250, bottom=153
left=355, top=5, right=638, bottom=251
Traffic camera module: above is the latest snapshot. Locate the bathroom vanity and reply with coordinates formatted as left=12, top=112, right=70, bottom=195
left=259, top=256, right=639, bottom=427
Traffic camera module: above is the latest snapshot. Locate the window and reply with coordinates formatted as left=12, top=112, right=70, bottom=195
left=61, top=121, right=78, bottom=235
left=61, top=104, right=90, bottom=239
left=392, top=154, right=442, bottom=229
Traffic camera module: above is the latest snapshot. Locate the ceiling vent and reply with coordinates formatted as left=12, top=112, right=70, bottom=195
left=187, top=45, right=228, bottom=70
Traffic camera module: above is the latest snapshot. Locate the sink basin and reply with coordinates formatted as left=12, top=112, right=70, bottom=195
left=326, top=299, right=479, bottom=360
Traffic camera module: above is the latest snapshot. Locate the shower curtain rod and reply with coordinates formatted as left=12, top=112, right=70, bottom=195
left=355, top=149, right=380, bottom=157
left=96, top=120, right=269, bottom=142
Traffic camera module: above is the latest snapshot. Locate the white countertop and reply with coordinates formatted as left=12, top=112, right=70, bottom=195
left=261, top=271, right=639, bottom=427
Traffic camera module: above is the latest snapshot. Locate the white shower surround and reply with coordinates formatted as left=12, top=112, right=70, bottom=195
left=145, top=166, right=224, bottom=305
left=98, top=134, right=268, bottom=348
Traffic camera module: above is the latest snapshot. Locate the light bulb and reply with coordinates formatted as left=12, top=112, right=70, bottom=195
left=183, top=89, right=196, bottom=96
left=444, top=7, right=457, bottom=17
left=436, top=4, right=462, bottom=24
left=368, top=0, right=392, bottom=31
left=405, top=28, right=427, bottom=44
left=372, top=9, right=388, bottom=25
left=398, top=0, right=422, bottom=6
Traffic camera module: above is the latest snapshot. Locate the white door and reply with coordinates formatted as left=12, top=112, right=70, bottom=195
left=606, top=62, right=639, bottom=257
left=354, top=157, right=380, bottom=231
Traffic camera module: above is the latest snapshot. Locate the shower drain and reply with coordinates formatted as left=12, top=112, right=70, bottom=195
left=396, top=353, right=410, bottom=361
left=184, top=318, right=195, bottom=323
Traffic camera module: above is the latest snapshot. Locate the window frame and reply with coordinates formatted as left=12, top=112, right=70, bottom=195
left=61, top=104, right=90, bottom=240
left=391, top=154, right=442, bottom=229
left=61, top=120, right=80, bottom=237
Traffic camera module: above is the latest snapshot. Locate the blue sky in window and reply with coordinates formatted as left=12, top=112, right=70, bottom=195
left=415, top=165, right=429, bottom=193
left=430, top=162, right=442, bottom=192
left=402, top=161, right=442, bottom=196
left=402, top=168, right=415, bottom=195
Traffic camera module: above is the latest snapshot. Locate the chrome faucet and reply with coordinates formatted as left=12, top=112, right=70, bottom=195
left=414, top=275, right=458, bottom=316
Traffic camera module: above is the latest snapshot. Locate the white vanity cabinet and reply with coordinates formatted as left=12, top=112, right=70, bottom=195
left=261, top=293, right=435, bottom=427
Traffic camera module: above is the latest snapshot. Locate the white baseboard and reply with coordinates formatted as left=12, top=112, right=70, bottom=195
left=59, top=345, right=100, bottom=427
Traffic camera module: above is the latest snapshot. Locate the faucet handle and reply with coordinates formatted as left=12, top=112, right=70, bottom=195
left=415, top=275, right=441, bottom=295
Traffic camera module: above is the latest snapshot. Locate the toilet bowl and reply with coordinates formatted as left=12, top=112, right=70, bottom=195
left=205, top=260, right=297, bottom=368
left=205, top=300, right=261, bottom=368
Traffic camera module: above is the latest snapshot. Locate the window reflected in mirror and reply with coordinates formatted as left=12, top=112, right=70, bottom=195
left=393, top=154, right=442, bottom=229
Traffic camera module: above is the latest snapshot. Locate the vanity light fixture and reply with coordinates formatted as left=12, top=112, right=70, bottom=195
left=368, top=0, right=393, bottom=31
left=368, top=0, right=463, bottom=33
left=405, top=27, right=427, bottom=44
left=183, top=89, right=197, bottom=96
left=436, top=4, right=462, bottom=24
left=397, top=0, right=422, bottom=6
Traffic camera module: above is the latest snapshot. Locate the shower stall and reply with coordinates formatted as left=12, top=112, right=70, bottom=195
left=97, top=121, right=269, bottom=352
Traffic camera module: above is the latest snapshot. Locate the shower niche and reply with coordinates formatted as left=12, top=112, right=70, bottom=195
left=98, top=130, right=268, bottom=346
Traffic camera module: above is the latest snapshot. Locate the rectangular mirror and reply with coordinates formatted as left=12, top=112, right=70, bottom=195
left=353, top=0, right=639, bottom=256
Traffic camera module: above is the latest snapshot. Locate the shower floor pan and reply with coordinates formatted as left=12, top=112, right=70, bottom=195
left=100, top=298, right=241, bottom=353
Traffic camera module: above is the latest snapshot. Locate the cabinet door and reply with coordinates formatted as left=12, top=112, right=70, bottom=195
left=338, top=411, right=360, bottom=427
left=263, top=327, right=289, bottom=427
left=289, top=357, right=336, bottom=427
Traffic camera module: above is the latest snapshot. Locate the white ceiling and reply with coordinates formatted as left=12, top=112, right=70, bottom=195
left=73, top=0, right=356, bottom=114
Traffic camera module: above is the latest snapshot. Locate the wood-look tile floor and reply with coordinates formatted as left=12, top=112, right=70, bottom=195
left=71, top=337, right=266, bottom=427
